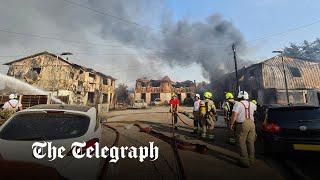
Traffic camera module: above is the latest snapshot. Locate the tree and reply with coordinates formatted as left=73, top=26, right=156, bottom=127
left=115, top=83, right=129, bottom=103
left=284, top=38, right=320, bottom=61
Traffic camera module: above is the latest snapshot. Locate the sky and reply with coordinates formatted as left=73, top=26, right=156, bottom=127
left=0, top=0, right=320, bottom=87
left=164, top=0, right=320, bottom=82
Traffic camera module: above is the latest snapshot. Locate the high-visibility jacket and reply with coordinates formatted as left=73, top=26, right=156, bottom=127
left=199, top=99, right=216, bottom=118
left=223, top=100, right=235, bottom=118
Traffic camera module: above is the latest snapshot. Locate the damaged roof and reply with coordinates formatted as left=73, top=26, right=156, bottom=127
left=3, top=51, right=116, bottom=80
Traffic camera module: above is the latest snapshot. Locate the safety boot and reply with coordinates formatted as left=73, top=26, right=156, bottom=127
left=238, top=157, right=250, bottom=168
left=249, top=156, right=255, bottom=165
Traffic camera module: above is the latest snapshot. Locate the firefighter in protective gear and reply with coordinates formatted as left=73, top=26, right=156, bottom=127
left=169, top=93, right=180, bottom=130
left=192, top=94, right=201, bottom=134
left=222, top=92, right=236, bottom=144
left=230, top=90, right=257, bottom=167
left=199, top=91, right=216, bottom=140
left=1, top=93, right=22, bottom=120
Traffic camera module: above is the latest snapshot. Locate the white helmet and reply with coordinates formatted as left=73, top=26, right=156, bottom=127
left=237, top=91, right=249, bottom=100
left=9, top=94, right=15, bottom=100
left=195, top=94, right=200, bottom=99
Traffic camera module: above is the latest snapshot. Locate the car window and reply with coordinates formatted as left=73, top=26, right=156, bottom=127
left=0, top=113, right=90, bottom=140
left=268, top=108, right=320, bottom=123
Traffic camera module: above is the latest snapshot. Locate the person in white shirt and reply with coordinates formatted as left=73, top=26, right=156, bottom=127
left=192, top=94, right=201, bottom=134
left=230, top=91, right=257, bottom=168
left=2, top=94, right=23, bottom=111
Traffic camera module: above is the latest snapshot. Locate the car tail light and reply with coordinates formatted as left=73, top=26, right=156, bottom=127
left=263, top=122, right=281, bottom=133
left=67, top=138, right=99, bottom=156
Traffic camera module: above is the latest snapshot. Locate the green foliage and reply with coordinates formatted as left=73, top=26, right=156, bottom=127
left=284, top=39, right=320, bottom=61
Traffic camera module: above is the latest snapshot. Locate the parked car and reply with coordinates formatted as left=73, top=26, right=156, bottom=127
left=256, top=104, right=320, bottom=154
left=0, top=104, right=103, bottom=180
left=132, top=99, right=148, bottom=109
left=151, top=98, right=163, bottom=106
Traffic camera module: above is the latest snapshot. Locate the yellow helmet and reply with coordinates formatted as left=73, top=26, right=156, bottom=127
left=251, top=100, right=257, bottom=105
left=225, top=92, right=234, bottom=100
left=203, top=91, right=213, bottom=99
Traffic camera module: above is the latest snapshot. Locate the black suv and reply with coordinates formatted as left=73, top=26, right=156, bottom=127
left=256, top=105, right=320, bottom=154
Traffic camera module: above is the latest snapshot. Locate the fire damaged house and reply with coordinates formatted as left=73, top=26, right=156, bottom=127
left=214, top=55, right=320, bottom=106
left=135, top=76, right=196, bottom=104
left=3, top=51, right=116, bottom=110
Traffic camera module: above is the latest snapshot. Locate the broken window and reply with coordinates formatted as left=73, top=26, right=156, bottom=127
left=102, top=93, right=109, bottom=103
left=89, top=73, right=95, bottom=78
left=141, top=93, right=146, bottom=101
left=150, top=80, right=160, bottom=87
left=79, top=70, right=84, bottom=74
left=88, top=92, right=95, bottom=104
left=141, top=82, right=147, bottom=87
left=70, top=72, right=74, bottom=79
left=249, top=69, right=255, bottom=78
left=32, top=67, right=41, bottom=75
left=289, top=67, right=302, bottom=77
left=151, top=93, right=160, bottom=101
left=103, top=78, right=109, bottom=85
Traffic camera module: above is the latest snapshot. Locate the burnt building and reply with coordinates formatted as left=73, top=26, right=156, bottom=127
left=214, top=55, right=320, bottom=106
left=135, top=76, right=195, bottom=104
left=3, top=51, right=116, bottom=111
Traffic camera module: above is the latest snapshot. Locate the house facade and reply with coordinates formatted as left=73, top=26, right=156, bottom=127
left=3, top=51, right=116, bottom=110
left=134, top=76, right=195, bottom=104
left=214, top=55, right=320, bottom=106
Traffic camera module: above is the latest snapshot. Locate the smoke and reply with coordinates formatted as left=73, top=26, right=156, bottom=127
left=0, top=0, right=251, bottom=86
left=158, top=14, right=251, bottom=80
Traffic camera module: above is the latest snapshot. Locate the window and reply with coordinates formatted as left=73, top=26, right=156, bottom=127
left=289, top=67, right=302, bottom=77
left=70, top=72, right=74, bottom=79
left=89, top=73, right=95, bottom=78
left=32, top=67, right=41, bottom=75
left=150, top=80, right=161, bottom=87
left=88, top=92, right=95, bottom=104
left=102, top=93, right=109, bottom=103
left=103, top=78, right=109, bottom=85
left=141, top=93, right=146, bottom=101
left=141, top=82, right=147, bottom=87
left=151, top=93, right=160, bottom=101
left=0, top=113, right=90, bottom=140
left=249, top=69, right=255, bottom=78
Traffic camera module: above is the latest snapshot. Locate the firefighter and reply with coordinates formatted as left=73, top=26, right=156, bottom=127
left=230, top=91, right=257, bottom=167
left=199, top=91, right=216, bottom=140
left=169, top=93, right=180, bottom=130
left=192, top=94, right=201, bottom=134
left=222, top=92, right=236, bottom=144
left=251, top=100, right=257, bottom=105
left=1, top=94, right=22, bottom=120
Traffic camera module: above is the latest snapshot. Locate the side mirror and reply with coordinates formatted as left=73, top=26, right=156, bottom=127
left=100, top=118, right=107, bottom=123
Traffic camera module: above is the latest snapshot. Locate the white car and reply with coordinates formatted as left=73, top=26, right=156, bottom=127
left=132, top=99, right=148, bottom=109
left=0, top=104, right=103, bottom=180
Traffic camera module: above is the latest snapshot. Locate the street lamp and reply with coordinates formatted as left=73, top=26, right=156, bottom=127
left=272, top=49, right=290, bottom=104
left=53, top=52, right=73, bottom=97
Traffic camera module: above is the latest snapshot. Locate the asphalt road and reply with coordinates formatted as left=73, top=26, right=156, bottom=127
left=100, top=106, right=313, bottom=180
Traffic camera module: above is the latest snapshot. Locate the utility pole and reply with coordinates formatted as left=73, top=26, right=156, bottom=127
left=232, top=43, right=239, bottom=92
left=281, top=55, right=290, bottom=104
left=272, top=50, right=290, bottom=104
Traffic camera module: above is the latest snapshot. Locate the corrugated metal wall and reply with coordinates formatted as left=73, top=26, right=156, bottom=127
left=262, top=56, right=320, bottom=90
